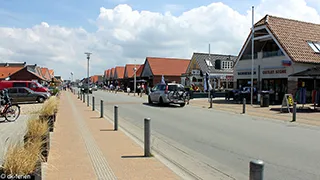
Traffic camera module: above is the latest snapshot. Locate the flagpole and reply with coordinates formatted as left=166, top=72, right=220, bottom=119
left=250, top=6, right=255, bottom=106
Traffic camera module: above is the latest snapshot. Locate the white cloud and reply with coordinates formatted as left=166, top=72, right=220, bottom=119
left=0, top=0, right=319, bottom=80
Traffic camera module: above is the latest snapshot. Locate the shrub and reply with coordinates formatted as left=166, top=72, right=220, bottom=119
left=1, top=139, right=43, bottom=175
left=25, top=118, right=48, bottom=140
left=40, top=96, right=59, bottom=116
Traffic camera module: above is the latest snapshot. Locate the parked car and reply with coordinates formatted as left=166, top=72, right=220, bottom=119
left=79, top=85, right=92, bottom=94
left=0, top=81, right=50, bottom=93
left=7, top=87, right=49, bottom=103
left=148, top=83, right=187, bottom=107
left=91, top=85, right=98, bottom=91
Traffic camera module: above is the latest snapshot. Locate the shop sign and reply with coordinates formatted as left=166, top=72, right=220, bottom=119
left=238, top=71, right=256, bottom=75
left=262, top=69, right=286, bottom=74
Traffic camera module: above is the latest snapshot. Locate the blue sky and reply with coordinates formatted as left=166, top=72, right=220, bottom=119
left=0, top=0, right=258, bottom=31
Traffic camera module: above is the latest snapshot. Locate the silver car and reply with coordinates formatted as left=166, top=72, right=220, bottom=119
left=148, top=83, right=186, bottom=107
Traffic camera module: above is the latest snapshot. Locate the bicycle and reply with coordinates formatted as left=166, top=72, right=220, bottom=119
left=0, top=89, right=21, bottom=122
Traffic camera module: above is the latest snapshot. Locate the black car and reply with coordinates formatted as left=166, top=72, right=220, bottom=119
left=79, top=86, right=92, bottom=94
left=7, top=87, right=49, bottom=103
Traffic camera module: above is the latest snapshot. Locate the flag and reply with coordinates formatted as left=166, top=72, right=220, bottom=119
left=161, top=75, right=165, bottom=84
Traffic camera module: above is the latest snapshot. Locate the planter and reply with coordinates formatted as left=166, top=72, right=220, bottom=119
left=0, top=161, right=42, bottom=180
left=24, top=131, right=50, bottom=162
left=39, top=115, right=54, bottom=132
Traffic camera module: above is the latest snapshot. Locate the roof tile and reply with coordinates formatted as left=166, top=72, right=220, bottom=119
left=0, top=66, right=24, bottom=79
left=256, top=15, right=320, bottom=64
left=146, top=57, right=190, bottom=76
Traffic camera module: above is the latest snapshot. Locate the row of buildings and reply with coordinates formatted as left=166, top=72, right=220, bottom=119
left=90, top=15, right=319, bottom=104
left=0, top=62, right=62, bottom=86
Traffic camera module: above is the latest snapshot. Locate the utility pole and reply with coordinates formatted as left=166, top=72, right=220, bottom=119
left=85, top=52, right=92, bottom=101
left=208, top=44, right=212, bottom=108
left=250, top=6, right=255, bottom=106
left=134, top=60, right=137, bottom=96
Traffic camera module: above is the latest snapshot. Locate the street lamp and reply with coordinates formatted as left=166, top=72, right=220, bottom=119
left=250, top=6, right=255, bottom=106
left=207, top=44, right=213, bottom=108
left=85, top=52, right=92, bottom=101
left=133, top=61, right=137, bottom=96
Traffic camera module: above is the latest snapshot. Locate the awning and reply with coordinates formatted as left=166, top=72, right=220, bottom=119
left=289, top=67, right=320, bottom=77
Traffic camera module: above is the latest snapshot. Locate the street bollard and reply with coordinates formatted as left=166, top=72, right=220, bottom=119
left=100, top=100, right=104, bottom=118
left=78, top=92, right=80, bottom=99
left=209, top=96, right=213, bottom=108
left=292, top=102, right=297, bottom=122
left=80, top=93, right=82, bottom=100
left=83, top=94, right=85, bottom=103
left=92, top=97, right=95, bottom=111
left=114, top=105, right=118, bottom=131
left=87, top=95, right=89, bottom=107
left=249, top=160, right=264, bottom=180
left=243, top=98, right=246, bottom=114
left=144, top=118, right=151, bottom=157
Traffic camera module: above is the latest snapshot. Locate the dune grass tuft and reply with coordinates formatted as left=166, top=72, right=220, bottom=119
left=2, top=139, right=44, bottom=175
left=40, top=96, right=59, bottom=116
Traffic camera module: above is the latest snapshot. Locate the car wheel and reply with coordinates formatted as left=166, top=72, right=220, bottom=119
left=37, top=96, right=45, bottom=103
left=148, top=96, right=152, bottom=104
left=179, top=103, right=186, bottom=107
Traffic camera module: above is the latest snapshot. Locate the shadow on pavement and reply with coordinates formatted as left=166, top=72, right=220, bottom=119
left=142, top=103, right=182, bottom=108
left=100, top=129, right=115, bottom=131
left=90, top=117, right=101, bottom=119
left=121, top=155, right=146, bottom=158
left=270, top=107, right=320, bottom=113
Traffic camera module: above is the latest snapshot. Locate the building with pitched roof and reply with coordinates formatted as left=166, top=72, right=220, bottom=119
left=140, top=57, right=190, bottom=86
left=234, top=15, right=320, bottom=104
left=0, top=62, right=26, bottom=80
left=122, top=64, right=143, bottom=90
left=8, top=64, right=47, bottom=83
left=182, top=53, right=237, bottom=90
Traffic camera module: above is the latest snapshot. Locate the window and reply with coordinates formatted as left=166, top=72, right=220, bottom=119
left=8, top=88, right=18, bottom=94
left=314, top=42, right=320, bottom=52
left=308, top=41, right=320, bottom=53
left=18, top=88, right=29, bottom=93
left=13, top=82, right=26, bottom=87
left=28, top=83, right=37, bottom=89
left=222, top=61, right=233, bottom=69
left=205, top=60, right=213, bottom=67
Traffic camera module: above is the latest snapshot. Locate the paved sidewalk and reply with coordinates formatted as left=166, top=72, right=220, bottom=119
left=189, top=98, right=320, bottom=126
left=46, top=92, right=179, bottom=180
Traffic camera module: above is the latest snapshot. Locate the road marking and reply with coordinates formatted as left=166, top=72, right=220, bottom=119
left=67, top=93, right=117, bottom=180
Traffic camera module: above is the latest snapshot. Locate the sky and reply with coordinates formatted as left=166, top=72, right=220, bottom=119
left=0, top=0, right=320, bottom=80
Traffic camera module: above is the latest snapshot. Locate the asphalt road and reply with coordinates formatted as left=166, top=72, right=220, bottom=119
left=83, top=90, right=320, bottom=180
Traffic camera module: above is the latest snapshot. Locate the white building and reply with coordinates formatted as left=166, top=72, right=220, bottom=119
left=234, top=15, right=320, bottom=104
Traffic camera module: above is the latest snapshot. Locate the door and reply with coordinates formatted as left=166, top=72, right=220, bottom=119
left=150, top=85, right=159, bottom=102
left=18, top=88, right=33, bottom=102
left=154, top=84, right=166, bottom=102
left=7, top=88, right=19, bottom=102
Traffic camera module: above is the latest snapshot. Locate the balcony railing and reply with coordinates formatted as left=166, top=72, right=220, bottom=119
left=263, top=50, right=284, bottom=58
left=241, top=53, right=258, bottom=60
